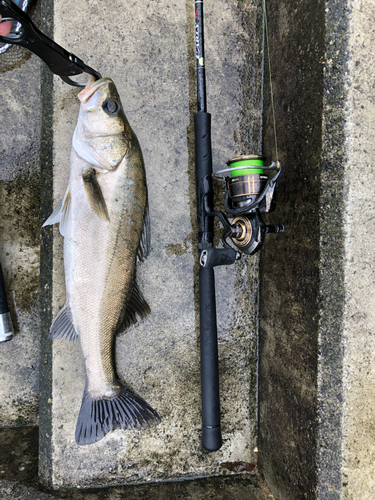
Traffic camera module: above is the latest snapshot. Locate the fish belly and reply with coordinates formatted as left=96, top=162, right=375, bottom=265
left=65, top=151, right=142, bottom=395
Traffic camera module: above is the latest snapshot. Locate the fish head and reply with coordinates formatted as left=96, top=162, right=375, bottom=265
left=73, top=77, right=132, bottom=172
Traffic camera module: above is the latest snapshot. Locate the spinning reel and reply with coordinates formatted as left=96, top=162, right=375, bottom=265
left=199, top=154, right=284, bottom=270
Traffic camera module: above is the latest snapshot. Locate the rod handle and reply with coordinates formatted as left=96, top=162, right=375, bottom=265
left=202, top=425, right=222, bottom=452
left=200, top=247, right=239, bottom=268
left=199, top=266, right=222, bottom=451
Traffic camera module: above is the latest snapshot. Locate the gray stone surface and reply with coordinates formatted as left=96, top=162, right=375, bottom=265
left=259, top=1, right=324, bottom=498
left=0, top=427, right=269, bottom=500
left=0, top=48, right=41, bottom=426
left=341, top=1, right=375, bottom=498
left=8, top=0, right=375, bottom=497
left=0, top=477, right=269, bottom=500
left=259, top=0, right=375, bottom=499
left=38, top=0, right=263, bottom=489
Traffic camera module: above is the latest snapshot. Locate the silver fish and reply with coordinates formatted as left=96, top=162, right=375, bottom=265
left=44, top=77, right=160, bottom=445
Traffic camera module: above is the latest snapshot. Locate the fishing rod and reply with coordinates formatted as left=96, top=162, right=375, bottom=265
left=194, top=0, right=284, bottom=452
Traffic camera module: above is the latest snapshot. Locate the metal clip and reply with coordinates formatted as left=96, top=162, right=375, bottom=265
left=0, top=0, right=101, bottom=86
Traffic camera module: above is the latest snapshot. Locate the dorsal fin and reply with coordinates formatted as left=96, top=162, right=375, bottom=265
left=137, top=201, right=150, bottom=263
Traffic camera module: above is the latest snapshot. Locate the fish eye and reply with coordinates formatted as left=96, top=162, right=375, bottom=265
left=102, top=99, right=120, bottom=115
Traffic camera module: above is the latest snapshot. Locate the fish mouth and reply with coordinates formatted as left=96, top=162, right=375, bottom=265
left=78, top=77, right=113, bottom=104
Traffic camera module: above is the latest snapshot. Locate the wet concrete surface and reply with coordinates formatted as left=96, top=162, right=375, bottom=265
left=259, top=0, right=375, bottom=499
left=0, top=43, right=41, bottom=425
left=0, top=478, right=270, bottom=500
left=37, top=0, right=263, bottom=490
left=0, top=428, right=270, bottom=499
left=259, top=0, right=325, bottom=498
left=1, top=0, right=267, bottom=493
left=5, top=0, right=375, bottom=497
left=0, top=427, right=39, bottom=486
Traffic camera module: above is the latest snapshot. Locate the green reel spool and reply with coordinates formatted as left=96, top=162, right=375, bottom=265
left=225, top=155, right=266, bottom=202
left=228, top=155, right=264, bottom=177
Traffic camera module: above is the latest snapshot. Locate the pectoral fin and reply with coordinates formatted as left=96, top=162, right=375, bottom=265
left=82, top=167, right=110, bottom=221
left=42, top=186, right=71, bottom=237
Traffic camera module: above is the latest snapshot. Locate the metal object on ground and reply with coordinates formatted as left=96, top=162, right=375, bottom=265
left=0, top=263, right=14, bottom=342
left=0, top=0, right=101, bottom=85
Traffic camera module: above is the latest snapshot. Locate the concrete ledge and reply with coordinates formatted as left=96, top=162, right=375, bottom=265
left=38, top=0, right=263, bottom=489
left=0, top=427, right=268, bottom=499
left=0, top=28, right=42, bottom=429
left=259, top=0, right=375, bottom=499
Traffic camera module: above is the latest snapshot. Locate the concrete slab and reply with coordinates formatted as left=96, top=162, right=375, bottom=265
left=0, top=427, right=269, bottom=499
left=0, top=477, right=269, bottom=500
left=0, top=47, right=41, bottom=426
left=39, top=0, right=263, bottom=488
left=259, top=0, right=375, bottom=499
left=341, top=1, right=375, bottom=498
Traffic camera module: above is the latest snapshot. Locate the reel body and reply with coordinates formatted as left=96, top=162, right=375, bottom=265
left=201, top=154, right=284, bottom=266
left=221, top=155, right=280, bottom=216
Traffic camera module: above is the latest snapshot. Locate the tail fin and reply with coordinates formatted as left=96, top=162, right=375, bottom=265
left=75, top=381, right=161, bottom=446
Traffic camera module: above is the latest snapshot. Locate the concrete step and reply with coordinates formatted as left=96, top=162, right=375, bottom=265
left=0, top=427, right=268, bottom=500
left=37, top=0, right=262, bottom=489
left=259, top=0, right=375, bottom=499
left=0, top=477, right=268, bottom=500
left=0, top=49, right=41, bottom=427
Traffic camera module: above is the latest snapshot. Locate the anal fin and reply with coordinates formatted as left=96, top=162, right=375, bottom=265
left=116, top=281, right=151, bottom=335
left=49, top=303, right=78, bottom=342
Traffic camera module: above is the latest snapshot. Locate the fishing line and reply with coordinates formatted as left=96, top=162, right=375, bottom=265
left=263, top=0, right=278, bottom=162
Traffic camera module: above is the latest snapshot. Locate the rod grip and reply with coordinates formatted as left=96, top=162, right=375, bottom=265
left=0, top=264, right=10, bottom=315
left=194, top=112, right=213, bottom=247
left=0, top=263, right=14, bottom=342
left=200, top=247, right=238, bottom=268
left=199, top=266, right=222, bottom=451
